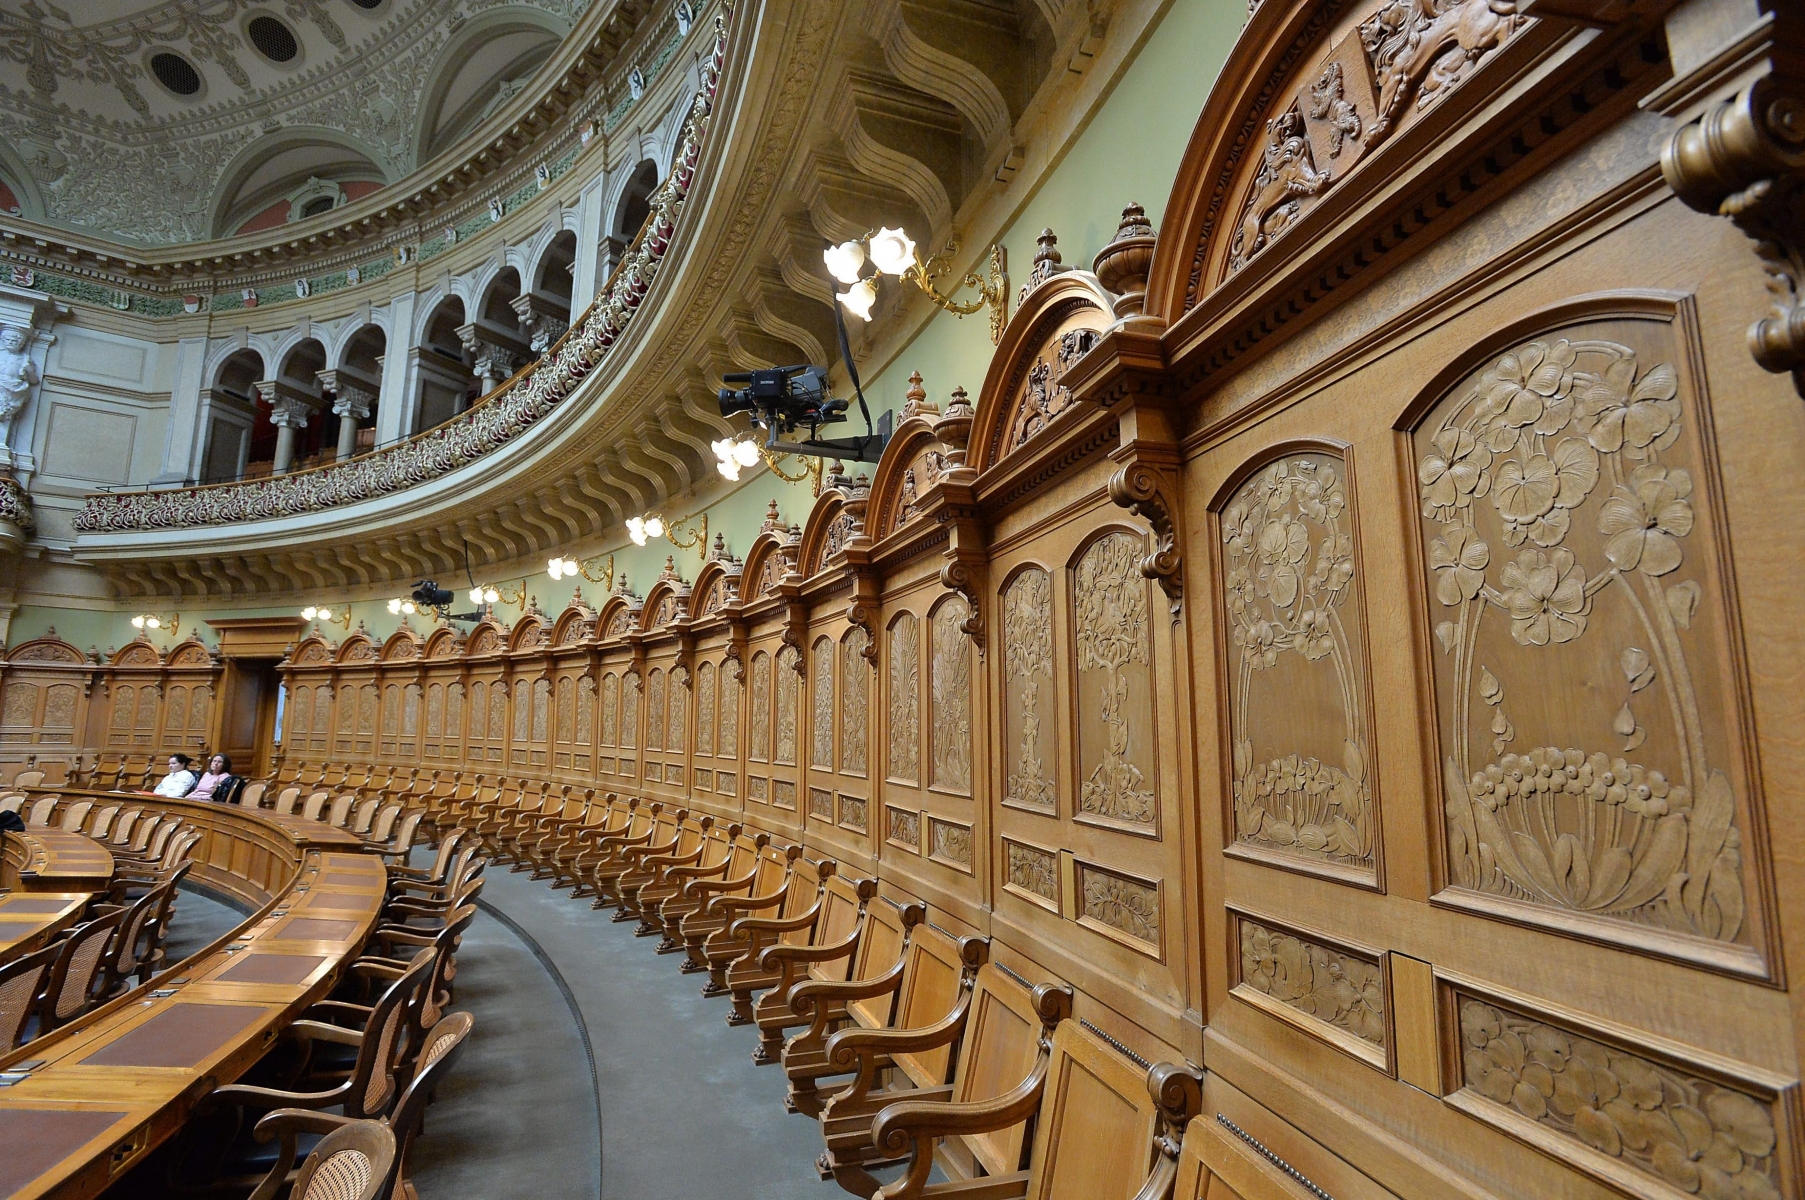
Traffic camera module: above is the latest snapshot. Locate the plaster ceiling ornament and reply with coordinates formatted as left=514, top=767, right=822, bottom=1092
left=0, top=0, right=589, bottom=245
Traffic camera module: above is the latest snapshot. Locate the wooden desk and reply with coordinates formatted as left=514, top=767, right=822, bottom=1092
left=0, top=831, right=112, bottom=895
left=0, top=850, right=387, bottom=1200
left=0, top=894, right=91, bottom=970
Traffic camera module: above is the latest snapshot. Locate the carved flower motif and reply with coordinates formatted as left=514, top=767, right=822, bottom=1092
left=1419, top=427, right=1492, bottom=516
left=1472, top=340, right=1579, bottom=451
left=1255, top=512, right=1312, bottom=608
left=1573, top=358, right=1681, bottom=454
left=1298, top=608, right=1334, bottom=660
left=1500, top=548, right=1588, bottom=646
left=1493, top=438, right=1599, bottom=547
left=1430, top=525, right=1491, bottom=605
left=1599, top=466, right=1694, bottom=577
left=1306, top=530, right=1354, bottom=597
left=1236, top=618, right=1280, bottom=669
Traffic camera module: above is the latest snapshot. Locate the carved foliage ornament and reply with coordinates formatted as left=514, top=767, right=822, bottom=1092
left=930, top=599, right=973, bottom=793
left=1222, top=454, right=1375, bottom=873
left=1457, top=994, right=1782, bottom=1199
left=1226, top=0, right=1524, bottom=275
left=1237, top=918, right=1384, bottom=1048
left=1004, top=326, right=1103, bottom=451
left=1417, top=325, right=1759, bottom=960
left=1074, top=532, right=1157, bottom=827
left=888, top=614, right=920, bottom=782
left=1002, top=569, right=1056, bottom=811
left=841, top=629, right=869, bottom=775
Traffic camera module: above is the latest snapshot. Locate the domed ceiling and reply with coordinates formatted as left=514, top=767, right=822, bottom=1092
left=0, top=0, right=581, bottom=246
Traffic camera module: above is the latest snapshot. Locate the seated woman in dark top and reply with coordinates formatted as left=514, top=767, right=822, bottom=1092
left=187, top=753, right=238, bottom=802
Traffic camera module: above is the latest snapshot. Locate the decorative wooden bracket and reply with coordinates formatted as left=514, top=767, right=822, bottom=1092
left=1660, top=27, right=1805, bottom=396
left=723, top=618, right=748, bottom=682
left=931, top=386, right=987, bottom=648
left=1108, top=456, right=1183, bottom=616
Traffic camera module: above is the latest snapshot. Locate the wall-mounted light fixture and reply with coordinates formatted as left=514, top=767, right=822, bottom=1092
left=548, top=553, right=615, bottom=588
left=666, top=513, right=708, bottom=561
left=625, top=515, right=666, bottom=546
left=466, top=582, right=524, bottom=608
left=299, top=606, right=350, bottom=629
left=387, top=598, right=420, bottom=615
left=131, top=612, right=180, bottom=636
left=712, top=436, right=824, bottom=495
left=825, top=227, right=1010, bottom=343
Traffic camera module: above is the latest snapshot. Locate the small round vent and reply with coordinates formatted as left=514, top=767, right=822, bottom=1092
left=248, top=16, right=299, bottom=62
left=149, top=52, right=202, bottom=96
left=300, top=195, right=336, bottom=219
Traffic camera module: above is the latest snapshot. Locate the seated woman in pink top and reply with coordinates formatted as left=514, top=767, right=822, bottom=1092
left=187, top=753, right=234, bottom=800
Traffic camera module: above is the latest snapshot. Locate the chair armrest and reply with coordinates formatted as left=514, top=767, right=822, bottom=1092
left=247, top=1110, right=355, bottom=1200
left=730, top=905, right=815, bottom=937
left=869, top=1060, right=1049, bottom=1200
left=208, top=1080, right=350, bottom=1113
left=826, top=998, right=967, bottom=1073
left=758, top=931, right=856, bottom=972
left=790, top=959, right=904, bottom=1020
left=287, top=1018, right=365, bottom=1046
left=687, top=877, right=758, bottom=904
left=664, top=860, right=728, bottom=882
left=370, top=927, right=437, bottom=946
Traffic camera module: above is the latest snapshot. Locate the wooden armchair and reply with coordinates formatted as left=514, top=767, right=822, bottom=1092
left=779, top=897, right=930, bottom=1115
left=386, top=829, right=464, bottom=891
left=243, top=1118, right=395, bottom=1200
left=299, top=792, right=331, bottom=822
left=613, top=812, right=712, bottom=926
left=33, top=908, right=127, bottom=1033
left=868, top=1001, right=1203, bottom=1200
left=346, top=797, right=382, bottom=835
left=0, top=793, right=24, bottom=813
left=516, top=785, right=593, bottom=878
left=494, top=782, right=559, bottom=865
left=815, top=935, right=992, bottom=1184
left=364, top=809, right=423, bottom=864
left=26, top=795, right=60, bottom=824
left=93, top=870, right=182, bottom=998
left=249, top=1013, right=470, bottom=1200
left=359, top=906, right=477, bottom=1039
left=84, top=803, right=122, bottom=840
left=586, top=803, right=675, bottom=911
left=681, top=841, right=802, bottom=980
left=56, top=799, right=93, bottom=831
left=14, top=768, right=46, bottom=789
left=325, top=794, right=356, bottom=828
left=559, top=796, right=642, bottom=895
left=752, top=875, right=876, bottom=1065
left=238, top=780, right=267, bottom=808
left=272, top=786, right=301, bottom=815
left=652, top=827, right=768, bottom=952
left=0, top=942, right=61, bottom=1049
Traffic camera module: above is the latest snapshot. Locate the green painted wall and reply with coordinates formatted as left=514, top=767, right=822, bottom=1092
left=6, top=0, right=1238, bottom=654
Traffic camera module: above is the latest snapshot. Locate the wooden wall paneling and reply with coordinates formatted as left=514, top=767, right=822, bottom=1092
left=0, top=635, right=97, bottom=778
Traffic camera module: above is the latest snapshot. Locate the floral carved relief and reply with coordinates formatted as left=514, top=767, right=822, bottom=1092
left=775, top=647, right=799, bottom=765
left=1222, top=454, right=1375, bottom=875
left=811, top=638, right=834, bottom=769
left=810, top=787, right=834, bottom=820
left=718, top=664, right=739, bottom=757
left=668, top=672, right=687, bottom=754
left=887, top=806, right=920, bottom=850
left=888, top=615, right=919, bottom=782
left=601, top=674, right=619, bottom=747
left=646, top=669, right=666, bottom=752
left=1005, top=841, right=1058, bottom=906
left=697, top=662, right=716, bottom=756
left=841, top=630, right=869, bottom=776
left=1074, top=533, right=1157, bottom=827
left=620, top=674, right=639, bottom=749
left=839, top=794, right=867, bottom=833
left=749, top=651, right=770, bottom=761
left=1416, top=326, right=1761, bottom=965
left=1002, top=569, right=1056, bottom=812
left=1078, top=863, right=1160, bottom=952
left=1236, top=917, right=1384, bottom=1050
left=929, top=817, right=972, bottom=868
left=1457, top=995, right=1783, bottom=1200
left=931, top=599, right=973, bottom=794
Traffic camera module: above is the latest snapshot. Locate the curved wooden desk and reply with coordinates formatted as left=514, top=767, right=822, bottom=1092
left=0, top=830, right=112, bottom=895
left=0, top=894, right=90, bottom=970
left=0, top=794, right=386, bottom=1200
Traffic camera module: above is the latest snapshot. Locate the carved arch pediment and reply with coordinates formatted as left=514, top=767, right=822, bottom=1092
left=424, top=627, right=465, bottom=659
left=111, top=638, right=164, bottom=668
left=690, top=557, right=741, bottom=621
left=969, top=273, right=1114, bottom=474
left=289, top=635, right=335, bottom=666
left=165, top=637, right=217, bottom=669
left=4, top=634, right=88, bottom=665
left=509, top=613, right=549, bottom=652
left=380, top=627, right=422, bottom=660
left=867, top=419, right=950, bottom=543
left=796, top=484, right=862, bottom=579
left=642, top=578, right=689, bottom=632
left=465, top=620, right=508, bottom=657
left=740, top=528, right=797, bottom=607
left=551, top=601, right=597, bottom=647
left=336, top=633, right=379, bottom=663
left=596, top=592, right=642, bottom=642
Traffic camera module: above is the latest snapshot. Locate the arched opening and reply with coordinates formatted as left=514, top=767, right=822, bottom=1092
left=324, top=324, right=385, bottom=460
left=198, top=349, right=265, bottom=483
left=209, top=131, right=390, bottom=238
left=417, top=15, right=565, bottom=161
left=601, top=160, right=658, bottom=282
left=516, top=230, right=576, bottom=353
left=268, top=338, right=329, bottom=474
left=460, top=268, right=531, bottom=393
left=415, top=296, right=481, bottom=432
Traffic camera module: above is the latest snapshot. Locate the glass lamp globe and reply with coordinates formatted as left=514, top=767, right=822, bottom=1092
left=838, top=277, right=878, bottom=321
left=626, top=516, right=648, bottom=546
left=867, top=227, right=917, bottom=276
left=644, top=516, right=665, bottom=539
left=388, top=599, right=402, bottom=614
left=823, top=240, right=866, bottom=285
left=732, top=440, right=761, bottom=467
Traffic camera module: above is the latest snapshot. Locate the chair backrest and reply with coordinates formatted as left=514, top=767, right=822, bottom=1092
left=108, top=809, right=142, bottom=846
left=57, top=800, right=93, bottom=831
left=747, top=842, right=797, bottom=901
left=100, top=882, right=166, bottom=992
left=887, top=929, right=989, bottom=1088
left=0, top=942, right=60, bottom=1049
left=348, top=796, right=379, bottom=832
left=946, top=968, right=1075, bottom=1178
left=780, top=860, right=835, bottom=946
left=420, top=831, right=465, bottom=884
left=327, top=794, right=356, bottom=827
left=0, top=793, right=23, bottom=814
left=301, top=791, right=330, bottom=821
left=808, top=875, right=874, bottom=979
left=347, top=949, right=437, bottom=1119
left=239, top=780, right=267, bottom=807
left=40, top=908, right=126, bottom=1027
left=844, top=897, right=925, bottom=1027
left=274, top=786, right=301, bottom=814
left=27, top=796, right=59, bottom=825
left=86, top=804, right=121, bottom=838
left=384, top=1011, right=475, bottom=1196
left=142, top=818, right=180, bottom=862
left=719, top=829, right=765, bottom=881
left=14, top=769, right=45, bottom=788
left=128, top=813, right=162, bottom=853
left=368, top=803, right=403, bottom=843
left=290, top=1119, right=396, bottom=1200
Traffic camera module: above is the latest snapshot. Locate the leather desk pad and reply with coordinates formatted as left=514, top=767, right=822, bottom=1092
left=320, top=871, right=381, bottom=886
left=0, top=898, right=84, bottom=913
left=301, top=891, right=377, bottom=911
left=271, top=917, right=359, bottom=941
left=0, top=1109, right=132, bottom=1194
left=0, top=919, right=48, bottom=938
left=217, top=953, right=328, bottom=984
left=79, top=1003, right=266, bottom=1068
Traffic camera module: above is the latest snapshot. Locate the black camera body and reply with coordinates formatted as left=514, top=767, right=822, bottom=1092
left=717, top=365, right=846, bottom=435
left=411, top=581, right=455, bottom=609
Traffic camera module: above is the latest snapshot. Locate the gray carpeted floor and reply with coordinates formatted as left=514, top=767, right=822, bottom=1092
left=162, top=882, right=251, bottom=964
left=409, top=863, right=841, bottom=1200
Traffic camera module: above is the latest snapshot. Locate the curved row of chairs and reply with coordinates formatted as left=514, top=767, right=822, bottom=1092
left=0, top=797, right=202, bottom=1049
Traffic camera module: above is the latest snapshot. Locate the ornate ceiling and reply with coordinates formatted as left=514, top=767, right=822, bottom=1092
left=0, top=0, right=583, bottom=245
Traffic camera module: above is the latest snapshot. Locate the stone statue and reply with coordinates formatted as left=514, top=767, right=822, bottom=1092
left=0, top=325, right=38, bottom=452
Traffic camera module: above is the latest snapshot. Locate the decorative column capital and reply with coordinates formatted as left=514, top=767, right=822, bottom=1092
left=330, top=384, right=376, bottom=421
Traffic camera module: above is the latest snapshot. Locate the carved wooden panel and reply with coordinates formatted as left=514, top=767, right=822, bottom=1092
left=1413, top=320, right=1767, bottom=974
left=601, top=673, right=619, bottom=747
left=556, top=677, right=574, bottom=746
left=1001, top=325, right=1103, bottom=452
left=839, top=793, right=867, bottom=833
left=1002, top=567, right=1056, bottom=813
left=841, top=629, right=868, bottom=776
left=1231, top=911, right=1386, bottom=1068
left=426, top=684, right=444, bottom=738
left=532, top=679, right=549, bottom=743
left=811, top=636, right=834, bottom=769
left=718, top=662, right=739, bottom=758
left=1003, top=837, right=1059, bottom=912
left=749, top=650, right=770, bottom=762
left=888, top=613, right=919, bottom=782
left=575, top=678, right=592, bottom=769
left=1073, top=531, right=1158, bottom=831
left=1449, top=984, right=1791, bottom=1200
left=887, top=805, right=920, bottom=852
left=774, top=646, right=798, bottom=766
left=310, top=687, right=330, bottom=752
left=772, top=778, right=796, bottom=810
left=668, top=670, right=687, bottom=755
left=930, top=598, right=971, bottom=794
left=1219, top=451, right=1378, bottom=884
left=620, top=674, right=639, bottom=750
left=445, top=683, right=462, bottom=755
left=646, top=668, right=665, bottom=752
left=1076, top=860, right=1162, bottom=958
left=810, top=786, right=834, bottom=820
left=928, top=815, right=973, bottom=872
left=696, top=661, right=716, bottom=756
